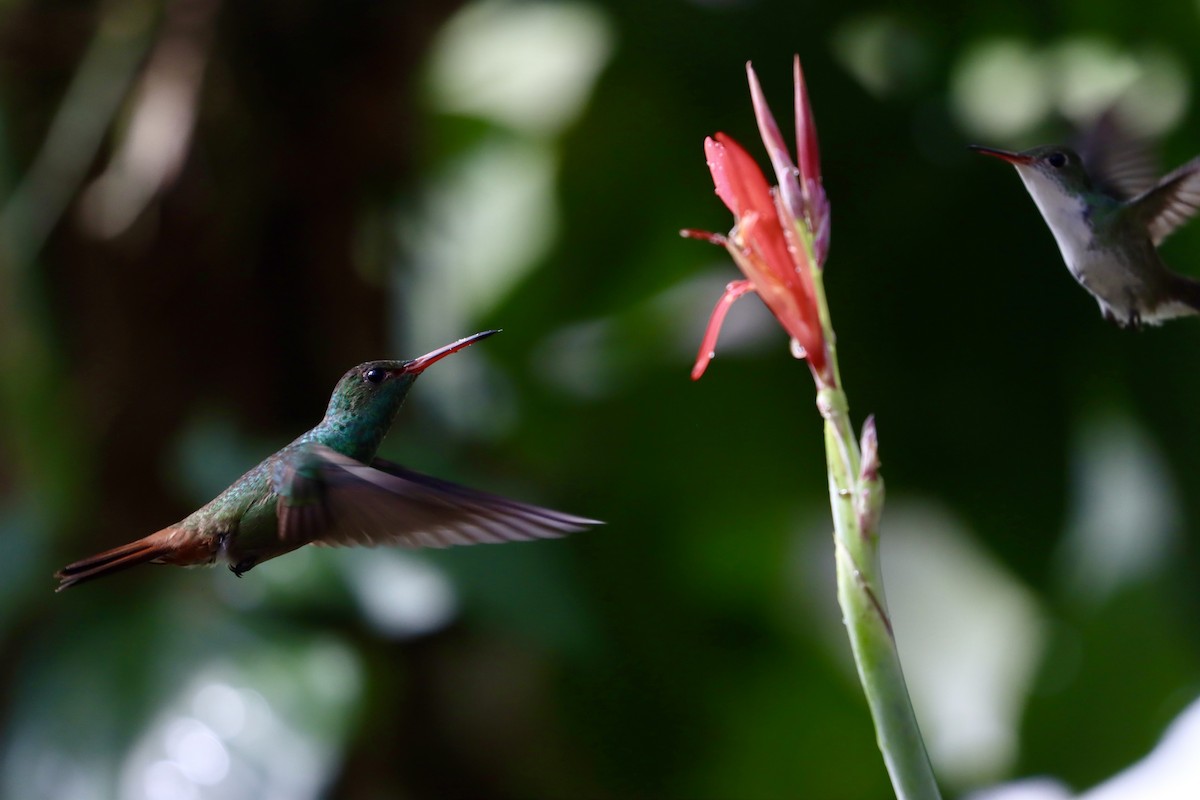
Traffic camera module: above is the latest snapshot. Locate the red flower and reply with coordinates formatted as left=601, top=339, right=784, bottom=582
left=685, top=57, right=830, bottom=383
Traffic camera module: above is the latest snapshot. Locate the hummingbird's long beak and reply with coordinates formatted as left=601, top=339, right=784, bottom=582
left=968, top=145, right=1035, bottom=165
left=404, top=330, right=501, bottom=374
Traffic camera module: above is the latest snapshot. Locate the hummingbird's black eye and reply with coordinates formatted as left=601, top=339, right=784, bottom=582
left=364, top=367, right=386, bottom=384
left=1046, top=152, right=1067, bottom=168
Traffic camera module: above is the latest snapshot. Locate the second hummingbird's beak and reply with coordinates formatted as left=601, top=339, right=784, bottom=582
left=403, top=330, right=501, bottom=375
left=968, top=145, right=1035, bottom=165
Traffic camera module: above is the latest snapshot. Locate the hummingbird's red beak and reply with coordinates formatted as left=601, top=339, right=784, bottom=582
left=404, top=330, right=500, bottom=374
left=969, top=145, right=1035, bottom=165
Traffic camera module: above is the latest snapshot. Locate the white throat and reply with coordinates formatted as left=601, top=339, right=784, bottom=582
left=1013, top=166, right=1093, bottom=269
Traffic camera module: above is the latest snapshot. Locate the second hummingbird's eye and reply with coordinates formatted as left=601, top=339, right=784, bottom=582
left=1047, top=152, right=1067, bottom=168
left=364, top=367, right=387, bottom=384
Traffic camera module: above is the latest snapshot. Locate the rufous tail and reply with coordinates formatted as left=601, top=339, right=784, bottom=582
left=55, top=529, right=179, bottom=591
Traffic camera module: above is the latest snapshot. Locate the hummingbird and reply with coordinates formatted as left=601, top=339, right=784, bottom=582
left=56, top=330, right=598, bottom=591
left=970, top=124, right=1200, bottom=327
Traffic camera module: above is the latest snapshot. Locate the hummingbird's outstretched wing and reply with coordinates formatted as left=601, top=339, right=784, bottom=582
left=1130, top=156, right=1200, bottom=246
left=276, top=445, right=599, bottom=549
left=1077, top=111, right=1159, bottom=201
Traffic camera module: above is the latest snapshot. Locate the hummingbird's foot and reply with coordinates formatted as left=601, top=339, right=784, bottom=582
left=229, top=558, right=257, bottom=578
left=1105, top=305, right=1144, bottom=330
left=1121, top=290, right=1145, bottom=330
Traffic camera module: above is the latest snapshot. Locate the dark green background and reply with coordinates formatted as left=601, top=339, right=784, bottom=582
left=1, top=0, right=1198, bottom=798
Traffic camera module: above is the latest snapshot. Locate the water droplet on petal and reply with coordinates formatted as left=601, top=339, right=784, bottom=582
left=790, top=338, right=808, bottom=359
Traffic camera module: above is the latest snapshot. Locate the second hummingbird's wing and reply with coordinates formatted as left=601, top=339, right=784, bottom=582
left=278, top=445, right=599, bottom=549
left=1077, top=111, right=1159, bottom=200
left=1130, top=156, right=1200, bottom=245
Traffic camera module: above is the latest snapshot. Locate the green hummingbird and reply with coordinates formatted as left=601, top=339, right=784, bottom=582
left=970, top=129, right=1200, bottom=327
left=56, top=331, right=598, bottom=591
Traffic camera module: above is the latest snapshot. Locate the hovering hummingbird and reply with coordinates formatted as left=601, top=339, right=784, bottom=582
left=56, top=331, right=598, bottom=591
left=971, top=121, right=1200, bottom=327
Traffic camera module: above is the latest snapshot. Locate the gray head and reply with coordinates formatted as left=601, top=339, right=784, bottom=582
left=970, top=145, right=1095, bottom=193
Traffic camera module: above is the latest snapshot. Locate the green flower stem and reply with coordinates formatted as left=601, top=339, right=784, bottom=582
left=811, top=266, right=942, bottom=800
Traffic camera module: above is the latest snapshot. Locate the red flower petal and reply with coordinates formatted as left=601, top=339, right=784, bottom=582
left=712, top=133, right=777, bottom=230
left=794, top=55, right=821, bottom=189
left=747, top=61, right=805, bottom=225
left=710, top=134, right=796, bottom=294
left=679, top=228, right=729, bottom=246
left=691, top=279, right=754, bottom=380
left=704, top=136, right=737, bottom=215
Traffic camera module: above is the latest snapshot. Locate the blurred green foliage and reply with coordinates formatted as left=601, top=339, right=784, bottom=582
left=2, top=0, right=1200, bottom=798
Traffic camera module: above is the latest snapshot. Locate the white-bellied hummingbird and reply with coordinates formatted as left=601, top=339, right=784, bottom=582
left=56, top=331, right=598, bottom=590
left=971, top=125, right=1200, bottom=327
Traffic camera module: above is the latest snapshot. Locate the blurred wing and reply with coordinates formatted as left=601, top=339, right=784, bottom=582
left=273, top=446, right=333, bottom=545
left=1077, top=111, right=1159, bottom=200
left=299, top=445, right=599, bottom=549
left=1131, top=157, right=1200, bottom=245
